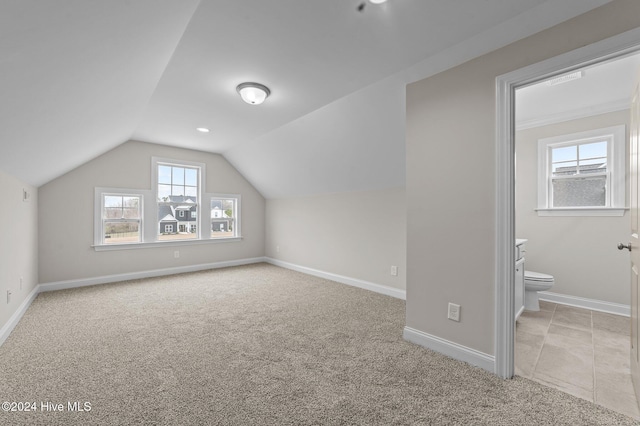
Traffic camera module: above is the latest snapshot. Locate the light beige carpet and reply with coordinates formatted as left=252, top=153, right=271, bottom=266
left=0, top=263, right=636, bottom=425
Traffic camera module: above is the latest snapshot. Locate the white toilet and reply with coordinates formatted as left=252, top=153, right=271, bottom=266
left=524, top=271, right=554, bottom=311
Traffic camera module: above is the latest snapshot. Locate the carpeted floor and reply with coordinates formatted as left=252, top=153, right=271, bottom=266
left=0, top=263, right=637, bottom=425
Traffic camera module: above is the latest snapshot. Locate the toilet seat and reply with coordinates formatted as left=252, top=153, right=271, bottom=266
left=524, top=270, right=554, bottom=283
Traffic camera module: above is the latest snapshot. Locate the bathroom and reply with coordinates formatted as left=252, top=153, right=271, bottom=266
left=514, top=53, right=640, bottom=417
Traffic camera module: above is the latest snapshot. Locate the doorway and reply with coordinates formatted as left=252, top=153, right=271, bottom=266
left=494, top=27, right=640, bottom=380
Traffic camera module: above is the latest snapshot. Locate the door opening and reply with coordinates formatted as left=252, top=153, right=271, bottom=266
left=495, top=27, right=640, bottom=380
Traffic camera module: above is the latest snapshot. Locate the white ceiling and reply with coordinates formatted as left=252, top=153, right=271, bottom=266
left=516, top=52, right=640, bottom=129
left=1, top=0, right=613, bottom=197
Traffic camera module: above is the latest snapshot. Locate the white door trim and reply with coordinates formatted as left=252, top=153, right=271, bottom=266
left=495, top=27, right=640, bottom=379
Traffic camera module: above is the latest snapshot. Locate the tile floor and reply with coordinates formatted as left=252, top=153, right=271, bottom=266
left=515, top=301, right=640, bottom=419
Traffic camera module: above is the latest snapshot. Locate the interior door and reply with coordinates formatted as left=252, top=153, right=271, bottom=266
left=630, top=76, right=640, bottom=406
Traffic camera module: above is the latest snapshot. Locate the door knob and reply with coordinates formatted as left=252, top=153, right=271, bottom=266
left=618, top=242, right=632, bottom=251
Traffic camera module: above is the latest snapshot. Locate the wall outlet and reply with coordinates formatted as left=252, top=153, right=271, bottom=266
left=20, top=276, right=23, bottom=290
left=276, top=245, right=280, bottom=253
left=448, top=303, right=461, bottom=322
left=6, top=290, right=11, bottom=304
left=174, top=250, right=180, bottom=259
left=390, top=265, right=398, bottom=276
left=23, top=189, right=30, bottom=202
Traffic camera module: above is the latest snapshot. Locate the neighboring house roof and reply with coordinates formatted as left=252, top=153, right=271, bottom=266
left=164, top=195, right=196, bottom=203
left=160, top=214, right=177, bottom=222
left=554, top=163, right=606, bottom=176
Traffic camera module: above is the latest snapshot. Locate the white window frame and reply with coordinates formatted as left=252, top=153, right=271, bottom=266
left=93, top=160, right=243, bottom=251
left=94, top=188, right=149, bottom=246
left=536, top=125, right=626, bottom=216
left=152, top=157, right=205, bottom=240
left=208, top=194, right=241, bottom=239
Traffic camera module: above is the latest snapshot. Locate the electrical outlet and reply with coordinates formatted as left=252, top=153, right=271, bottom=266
left=20, top=276, right=23, bottom=290
left=390, top=265, right=398, bottom=276
left=6, top=290, right=12, bottom=304
left=174, top=251, right=180, bottom=259
left=276, top=245, right=280, bottom=253
left=448, top=303, right=461, bottom=322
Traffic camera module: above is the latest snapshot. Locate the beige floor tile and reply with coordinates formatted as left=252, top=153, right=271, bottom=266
left=531, top=375, right=594, bottom=402
left=545, top=323, right=592, bottom=347
left=594, top=344, right=631, bottom=374
left=595, top=370, right=640, bottom=420
left=594, top=328, right=629, bottom=354
left=515, top=330, right=545, bottom=379
left=538, top=300, right=556, bottom=312
left=515, top=302, right=639, bottom=419
left=592, top=311, right=629, bottom=336
left=552, top=305, right=592, bottom=331
left=533, top=341, right=594, bottom=392
left=516, top=310, right=553, bottom=336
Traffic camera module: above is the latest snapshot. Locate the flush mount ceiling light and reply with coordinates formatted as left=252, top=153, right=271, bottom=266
left=369, top=0, right=387, bottom=3
left=196, top=127, right=210, bottom=133
left=236, top=82, right=271, bottom=105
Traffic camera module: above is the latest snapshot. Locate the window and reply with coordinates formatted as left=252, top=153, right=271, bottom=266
left=155, top=160, right=201, bottom=241
left=99, top=192, right=142, bottom=244
left=537, top=125, right=626, bottom=216
left=94, top=159, right=241, bottom=250
left=210, top=196, right=240, bottom=239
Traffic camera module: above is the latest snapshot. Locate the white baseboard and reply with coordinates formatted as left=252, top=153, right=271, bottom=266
left=0, top=257, right=267, bottom=348
left=0, top=285, right=40, bottom=347
left=264, top=258, right=406, bottom=300
left=39, top=257, right=267, bottom=292
left=538, top=291, right=630, bottom=317
left=403, top=326, right=495, bottom=373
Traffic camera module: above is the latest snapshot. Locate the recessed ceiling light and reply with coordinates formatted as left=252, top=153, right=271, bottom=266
left=369, top=0, right=387, bottom=4
left=236, top=82, right=271, bottom=105
left=196, top=127, right=210, bottom=133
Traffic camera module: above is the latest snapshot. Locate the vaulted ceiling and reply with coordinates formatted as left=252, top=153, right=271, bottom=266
left=1, top=0, right=612, bottom=197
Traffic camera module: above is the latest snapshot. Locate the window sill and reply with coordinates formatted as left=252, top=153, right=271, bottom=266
left=536, top=208, right=627, bottom=217
left=93, top=237, right=243, bottom=251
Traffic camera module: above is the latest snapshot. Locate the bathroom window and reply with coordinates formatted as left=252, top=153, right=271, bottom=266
left=536, top=125, right=626, bottom=216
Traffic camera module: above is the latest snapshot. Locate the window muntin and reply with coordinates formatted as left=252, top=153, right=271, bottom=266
left=211, top=197, right=238, bottom=239
left=102, top=194, right=141, bottom=244
left=537, top=125, right=625, bottom=216
left=95, top=160, right=241, bottom=249
left=549, top=140, right=608, bottom=207
left=156, top=163, right=200, bottom=241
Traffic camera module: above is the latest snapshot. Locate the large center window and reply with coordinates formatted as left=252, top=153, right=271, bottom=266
left=156, top=162, right=200, bottom=241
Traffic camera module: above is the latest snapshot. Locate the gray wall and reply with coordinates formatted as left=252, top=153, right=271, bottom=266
left=516, top=111, right=630, bottom=305
left=406, top=0, right=640, bottom=356
left=38, top=140, right=265, bottom=284
left=0, top=170, right=38, bottom=330
left=265, top=188, right=406, bottom=291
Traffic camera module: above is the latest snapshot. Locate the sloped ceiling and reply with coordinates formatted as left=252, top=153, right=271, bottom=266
left=1, top=0, right=612, bottom=197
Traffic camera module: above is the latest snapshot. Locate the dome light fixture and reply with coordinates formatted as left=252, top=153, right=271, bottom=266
left=236, top=82, right=271, bottom=105
left=196, top=127, right=210, bottom=133
left=369, top=0, right=387, bottom=4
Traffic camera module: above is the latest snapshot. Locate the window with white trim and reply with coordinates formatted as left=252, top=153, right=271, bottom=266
left=210, top=196, right=240, bottom=239
left=155, top=160, right=201, bottom=241
left=537, top=125, right=626, bottom=216
left=96, top=191, right=143, bottom=245
left=94, top=159, right=242, bottom=249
